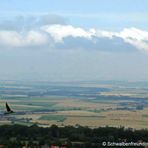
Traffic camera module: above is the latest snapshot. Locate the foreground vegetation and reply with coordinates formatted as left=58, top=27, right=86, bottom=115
left=0, top=124, right=148, bottom=147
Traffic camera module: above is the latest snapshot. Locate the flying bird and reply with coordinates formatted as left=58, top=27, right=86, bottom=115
left=5, top=102, right=14, bottom=114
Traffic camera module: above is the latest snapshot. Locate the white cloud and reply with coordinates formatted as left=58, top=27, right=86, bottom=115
left=41, top=24, right=148, bottom=52
left=117, top=28, right=148, bottom=52
left=0, top=23, right=148, bottom=52
left=41, top=24, right=93, bottom=42
left=0, top=30, right=49, bottom=48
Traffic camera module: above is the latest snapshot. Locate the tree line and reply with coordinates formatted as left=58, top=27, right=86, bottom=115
left=0, top=124, right=147, bottom=147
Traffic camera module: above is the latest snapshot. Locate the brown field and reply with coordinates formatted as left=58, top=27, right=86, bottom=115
left=0, top=93, right=148, bottom=129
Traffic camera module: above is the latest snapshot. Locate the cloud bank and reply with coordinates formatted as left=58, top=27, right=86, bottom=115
left=0, top=15, right=148, bottom=52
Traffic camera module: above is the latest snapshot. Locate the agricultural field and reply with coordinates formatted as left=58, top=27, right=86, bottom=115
left=0, top=80, right=148, bottom=129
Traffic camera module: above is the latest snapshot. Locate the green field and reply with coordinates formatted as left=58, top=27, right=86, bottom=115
left=39, top=115, right=66, bottom=122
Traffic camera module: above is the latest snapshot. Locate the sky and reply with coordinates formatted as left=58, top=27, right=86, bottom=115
left=0, top=0, right=148, bottom=81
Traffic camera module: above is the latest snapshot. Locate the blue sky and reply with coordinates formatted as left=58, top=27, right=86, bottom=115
left=0, top=0, right=147, bottom=14
left=0, top=0, right=148, bottom=81
left=0, top=0, right=147, bottom=29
